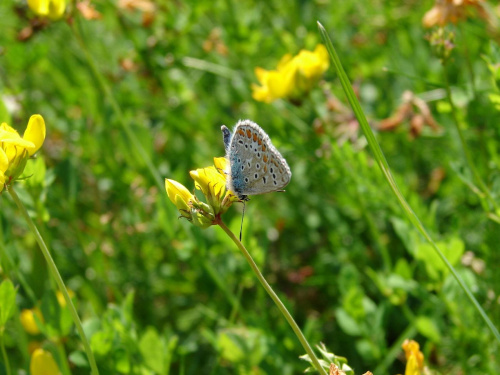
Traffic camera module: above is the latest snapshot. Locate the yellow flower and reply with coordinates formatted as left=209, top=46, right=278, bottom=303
left=20, top=308, right=44, bottom=335
left=28, top=0, right=66, bottom=20
left=0, top=114, right=46, bottom=190
left=165, top=157, right=238, bottom=227
left=423, top=0, right=485, bottom=27
left=252, top=44, right=329, bottom=103
left=30, top=348, right=61, bottom=375
left=402, top=339, right=424, bottom=375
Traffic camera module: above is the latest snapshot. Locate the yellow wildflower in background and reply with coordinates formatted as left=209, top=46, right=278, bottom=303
left=20, top=308, right=44, bottom=335
left=30, top=348, right=61, bottom=375
left=423, top=0, right=485, bottom=27
left=165, top=157, right=238, bottom=228
left=402, top=339, right=425, bottom=375
left=252, top=44, right=329, bottom=103
left=0, top=114, right=46, bottom=192
left=28, top=0, right=66, bottom=20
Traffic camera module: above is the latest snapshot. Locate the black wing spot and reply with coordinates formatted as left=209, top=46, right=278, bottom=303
left=270, top=167, right=274, bottom=173
left=241, top=165, right=244, bottom=171
left=256, top=163, right=260, bottom=169
left=238, top=140, right=243, bottom=145
left=272, top=173, right=276, bottom=179
left=273, top=181, right=277, bottom=185
left=245, top=144, right=248, bottom=148
left=257, top=152, right=261, bottom=157
left=254, top=173, right=258, bottom=179
left=263, top=177, right=267, bottom=183
left=247, top=161, right=251, bottom=167
left=244, top=178, right=249, bottom=183
left=237, top=158, right=241, bottom=163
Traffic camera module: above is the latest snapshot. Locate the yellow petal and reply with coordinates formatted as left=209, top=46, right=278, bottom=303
left=30, top=348, right=61, bottom=375
left=267, top=65, right=297, bottom=99
left=23, top=114, right=46, bottom=156
left=276, top=53, right=293, bottom=70
left=28, top=0, right=50, bottom=15
left=254, top=67, right=270, bottom=85
left=0, top=148, right=8, bottom=173
left=404, top=354, right=421, bottom=375
left=213, top=157, right=228, bottom=173
left=0, top=122, right=21, bottom=137
left=49, top=0, right=66, bottom=20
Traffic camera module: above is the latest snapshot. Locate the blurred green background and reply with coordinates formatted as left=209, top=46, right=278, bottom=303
left=1, top=0, right=500, bottom=374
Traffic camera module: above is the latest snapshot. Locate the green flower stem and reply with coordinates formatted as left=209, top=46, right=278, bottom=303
left=0, top=334, right=11, bottom=375
left=318, top=21, right=500, bottom=344
left=8, top=186, right=100, bottom=375
left=217, top=220, right=328, bottom=375
left=442, top=67, right=499, bottom=213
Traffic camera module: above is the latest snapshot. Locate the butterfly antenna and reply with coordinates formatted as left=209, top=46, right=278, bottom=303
left=239, top=201, right=246, bottom=241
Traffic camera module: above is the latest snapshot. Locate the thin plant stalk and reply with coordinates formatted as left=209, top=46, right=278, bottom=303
left=0, top=334, right=11, bottom=375
left=317, top=21, right=500, bottom=343
left=7, top=186, right=100, bottom=375
left=217, top=220, right=328, bottom=375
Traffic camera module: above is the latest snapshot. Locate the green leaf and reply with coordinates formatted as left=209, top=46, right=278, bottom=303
left=416, top=316, right=441, bottom=343
left=335, top=308, right=362, bottom=336
left=0, top=279, right=16, bottom=329
left=139, top=327, right=166, bottom=374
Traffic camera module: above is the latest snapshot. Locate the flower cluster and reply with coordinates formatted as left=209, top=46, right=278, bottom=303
left=0, top=115, right=46, bottom=193
left=28, top=0, right=66, bottom=20
left=165, top=157, right=239, bottom=228
left=252, top=44, right=330, bottom=104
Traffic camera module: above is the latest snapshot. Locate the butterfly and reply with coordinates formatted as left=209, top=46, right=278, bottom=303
left=221, top=120, right=292, bottom=201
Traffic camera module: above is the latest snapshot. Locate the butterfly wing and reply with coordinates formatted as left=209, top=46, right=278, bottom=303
left=225, top=120, right=291, bottom=199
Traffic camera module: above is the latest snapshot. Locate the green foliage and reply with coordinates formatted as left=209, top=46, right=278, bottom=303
left=0, top=0, right=499, bottom=374
left=0, top=279, right=16, bottom=330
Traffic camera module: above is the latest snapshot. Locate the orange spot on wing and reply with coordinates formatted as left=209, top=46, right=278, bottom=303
left=246, top=129, right=252, bottom=138
left=263, top=165, right=267, bottom=172
left=263, top=155, right=268, bottom=162
left=258, top=138, right=262, bottom=145
left=262, top=145, right=267, bottom=151
left=253, top=133, right=258, bottom=141
left=237, top=129, right=245, bottom=136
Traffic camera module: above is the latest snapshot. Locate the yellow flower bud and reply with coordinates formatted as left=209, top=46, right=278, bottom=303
left=165, top=179, right=195, bottom=219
